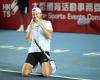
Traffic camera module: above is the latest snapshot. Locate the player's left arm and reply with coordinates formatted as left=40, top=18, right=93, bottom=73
left=37, top=20, right=53, bottom=39
left=41, top=25, right=53, bottom=39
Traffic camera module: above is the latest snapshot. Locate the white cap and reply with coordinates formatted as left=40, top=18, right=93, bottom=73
left=32, top=7, right=42, bottom=13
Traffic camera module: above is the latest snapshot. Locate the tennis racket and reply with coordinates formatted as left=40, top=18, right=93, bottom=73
left=34, top=39, right=56, bottom=73
left=34, top=39, right=50, bottom=59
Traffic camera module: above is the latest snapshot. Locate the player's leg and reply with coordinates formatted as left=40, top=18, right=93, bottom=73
left=41, top=61, right=52, bottom=77
left=21, top=63, right=33, bottom=76
left=21, top=53, right=38, bottom=76
left=39, top=52, right=52, bottom=77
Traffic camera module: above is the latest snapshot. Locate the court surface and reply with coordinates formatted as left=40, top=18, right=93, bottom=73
left=0, top=30, right=100, bottom=80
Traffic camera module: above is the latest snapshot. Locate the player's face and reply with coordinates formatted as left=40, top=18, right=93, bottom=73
left=32, top=12, right=42, bottom=21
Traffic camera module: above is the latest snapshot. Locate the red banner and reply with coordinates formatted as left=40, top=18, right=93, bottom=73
left=0, top=0, right=100, bottom=34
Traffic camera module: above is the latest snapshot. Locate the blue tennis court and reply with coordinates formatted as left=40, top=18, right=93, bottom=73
left=0, top=30, right=100, bottom=80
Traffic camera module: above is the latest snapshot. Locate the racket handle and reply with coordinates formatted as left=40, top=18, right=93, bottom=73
left=34, top=39, right=50, bottom=59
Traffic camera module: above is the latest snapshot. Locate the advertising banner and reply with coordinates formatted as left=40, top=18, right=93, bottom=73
left=0, top=0, right=100, bottom=34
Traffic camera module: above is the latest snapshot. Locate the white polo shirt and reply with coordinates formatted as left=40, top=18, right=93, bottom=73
left=28, top=20, right=53, bottom=53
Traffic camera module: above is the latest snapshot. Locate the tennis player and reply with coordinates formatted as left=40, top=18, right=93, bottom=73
left=21, top=7, right=54, bottom=77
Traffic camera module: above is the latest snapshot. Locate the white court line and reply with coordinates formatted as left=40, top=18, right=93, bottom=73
left=50, top=49, right=70, bottom=53
left=83, top=52, right=100, bottom=56
left=0, top=45, right=70, bottom=53
left=0, top=69, right=91, bottom=80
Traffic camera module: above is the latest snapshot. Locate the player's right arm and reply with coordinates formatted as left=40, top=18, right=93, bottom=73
left=26, top=20, right=34, bottom=43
